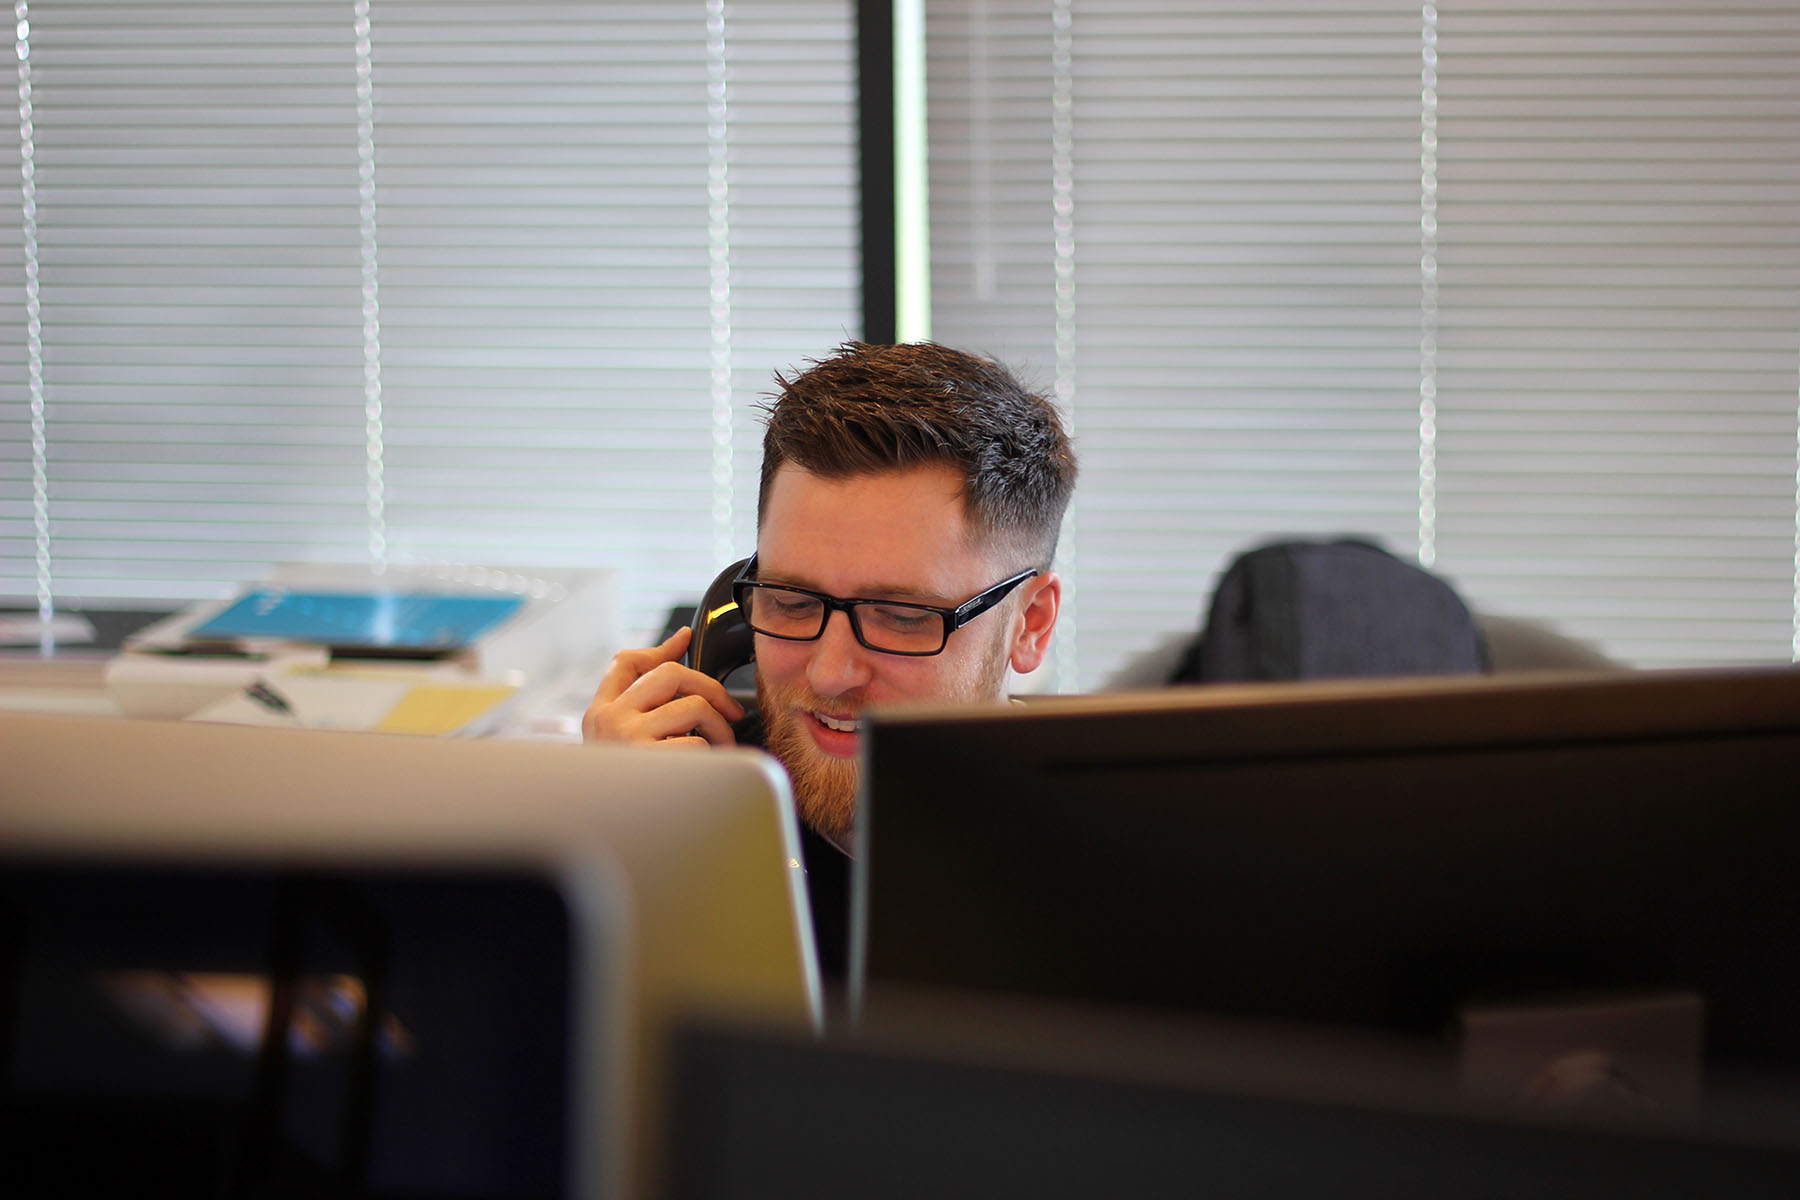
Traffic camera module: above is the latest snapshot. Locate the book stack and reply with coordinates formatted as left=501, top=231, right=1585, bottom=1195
left=104, top=564, right=618, bottom=735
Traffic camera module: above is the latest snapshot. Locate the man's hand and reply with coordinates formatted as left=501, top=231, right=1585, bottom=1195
left=581, top=626, right=747, bottom=748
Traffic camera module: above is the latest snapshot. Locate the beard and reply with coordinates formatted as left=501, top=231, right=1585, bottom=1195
left=755, top=629, right=1013, bottom=845
left=757, top=676, right=861, bottom=842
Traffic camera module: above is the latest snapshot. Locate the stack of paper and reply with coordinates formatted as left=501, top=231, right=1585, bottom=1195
left=186, top=665, right=522, bottom=738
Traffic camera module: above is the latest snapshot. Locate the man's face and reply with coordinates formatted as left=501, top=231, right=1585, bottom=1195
left=752, top=462, right=1050, bottom=842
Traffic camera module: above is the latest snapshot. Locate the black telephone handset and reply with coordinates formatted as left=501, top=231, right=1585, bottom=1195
left=687, top=556, right=756, bottom=685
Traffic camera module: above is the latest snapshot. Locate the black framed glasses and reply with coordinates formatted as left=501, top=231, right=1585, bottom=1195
left=730, top=554, right=1040, bottom=657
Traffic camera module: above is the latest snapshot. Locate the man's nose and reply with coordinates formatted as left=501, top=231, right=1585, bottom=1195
left=806, top=609, right=874, bottom=697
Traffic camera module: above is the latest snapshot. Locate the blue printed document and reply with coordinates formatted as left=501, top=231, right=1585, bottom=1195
left=189, top=589, right=525, bottom=652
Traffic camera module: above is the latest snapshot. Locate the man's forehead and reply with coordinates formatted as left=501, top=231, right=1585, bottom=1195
left=755, top=468, right=1006, bottom=599
left=760, top=464, right=971, bottom=536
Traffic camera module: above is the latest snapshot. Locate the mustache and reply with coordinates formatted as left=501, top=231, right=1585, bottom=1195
left=765, top=682, right=865, bottom=719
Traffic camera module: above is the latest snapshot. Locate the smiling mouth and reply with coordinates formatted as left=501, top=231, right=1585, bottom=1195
left=812, top=711, right=862, bottom=734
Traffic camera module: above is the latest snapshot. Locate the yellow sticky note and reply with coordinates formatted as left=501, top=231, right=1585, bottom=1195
left=375, top=684, right=519, bottom=736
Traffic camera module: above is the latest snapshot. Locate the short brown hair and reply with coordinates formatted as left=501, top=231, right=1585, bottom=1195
left=757, top=342, right=1077, bottom=565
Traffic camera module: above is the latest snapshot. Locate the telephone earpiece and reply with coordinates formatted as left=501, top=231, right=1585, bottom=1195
left=687, top=557, right=756, bottom=684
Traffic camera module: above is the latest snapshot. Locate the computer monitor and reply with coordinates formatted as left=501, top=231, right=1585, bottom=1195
left=853, top=666, right=1800, bottom=1117
left=1, top=710, right=819, bottom=1199
left=664, top=994, right=1800, bottom=1200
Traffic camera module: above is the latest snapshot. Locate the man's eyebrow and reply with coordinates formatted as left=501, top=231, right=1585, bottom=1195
left=756, top=568, right=945, bottom=604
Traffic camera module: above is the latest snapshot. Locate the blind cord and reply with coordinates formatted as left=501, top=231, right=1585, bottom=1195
left=707, top=0, right=735, bottom=568
left=17, top=2, right=50, bottom=640
left=354, top=0, right=387, bottom=572
left=1419, top=4, right=1440, bottom=570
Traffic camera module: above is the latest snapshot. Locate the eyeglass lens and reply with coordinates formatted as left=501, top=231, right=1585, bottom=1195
left=741, top=585, right=946, bottom=654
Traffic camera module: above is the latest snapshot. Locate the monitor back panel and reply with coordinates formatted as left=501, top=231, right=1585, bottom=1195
left=856, top=669, right=1800, bottom=1084
left=665, top=1010, right=1800, bottom=1200
left=2, top=861, right=574, bottom=1199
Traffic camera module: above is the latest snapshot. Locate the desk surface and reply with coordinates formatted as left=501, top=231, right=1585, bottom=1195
left=0, top=654, right=121, bottom=717
left=0, top=645, right=599, bottom=740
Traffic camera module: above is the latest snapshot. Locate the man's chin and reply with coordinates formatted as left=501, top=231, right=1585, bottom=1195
left=790, top=752, right=857, bottom=843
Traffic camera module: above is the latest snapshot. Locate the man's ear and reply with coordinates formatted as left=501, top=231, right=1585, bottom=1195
left=1008, top=571, right=1061, bottom=675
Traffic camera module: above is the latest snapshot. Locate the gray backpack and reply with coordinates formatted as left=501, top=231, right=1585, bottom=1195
left=1170, top=538, right=1488, bottom=684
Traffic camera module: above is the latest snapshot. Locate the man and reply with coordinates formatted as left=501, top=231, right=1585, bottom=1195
left=582, top=341, right=1077, bottom=976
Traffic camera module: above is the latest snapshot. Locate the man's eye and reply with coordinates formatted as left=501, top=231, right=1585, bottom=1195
left=865, top=605, right=935, bottom=633
left=764, top=592, right=820, bottom=618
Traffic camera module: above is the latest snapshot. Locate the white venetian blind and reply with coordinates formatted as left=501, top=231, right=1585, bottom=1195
left=370, top=2, right=858, bottom=634
left=1430, top=1, right=1800, bottom=668
left=0, top=0, right=858, bottom=641
left=12, top=1, right=370, bottom=604
left=929, top=0, right=1422, bottom=690
left=925, top=0, right=1800, bottom=688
